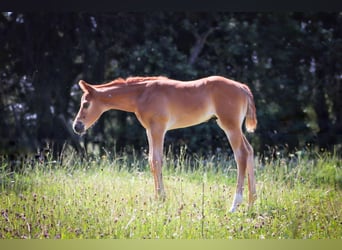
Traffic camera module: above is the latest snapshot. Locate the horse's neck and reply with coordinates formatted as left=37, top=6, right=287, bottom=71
left=97, top=83, right=145, bottom=112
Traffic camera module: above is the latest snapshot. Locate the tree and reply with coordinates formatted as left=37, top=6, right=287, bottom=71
left=0, top=12, right=341, bottom=162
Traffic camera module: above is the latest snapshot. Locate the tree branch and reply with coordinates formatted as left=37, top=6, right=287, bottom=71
left=189, top=27, right=218, bottom=65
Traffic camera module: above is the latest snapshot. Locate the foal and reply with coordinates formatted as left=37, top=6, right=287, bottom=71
left=72, top=75, right=257, bottom=212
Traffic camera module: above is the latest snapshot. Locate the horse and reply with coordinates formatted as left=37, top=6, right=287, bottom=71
left=72, top=75, right=257, bottom=212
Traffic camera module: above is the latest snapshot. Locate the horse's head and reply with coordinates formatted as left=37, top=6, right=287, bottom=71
left=72, top=80, right=105, bottom=135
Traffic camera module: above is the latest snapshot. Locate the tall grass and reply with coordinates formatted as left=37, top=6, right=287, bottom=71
left=0, top=147, right=341, bottom=239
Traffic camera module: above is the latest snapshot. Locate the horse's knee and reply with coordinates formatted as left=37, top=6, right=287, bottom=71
left=149, top=154, right=162, bottom=170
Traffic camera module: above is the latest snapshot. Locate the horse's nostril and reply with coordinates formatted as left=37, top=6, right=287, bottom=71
left=73, top=121, right=85, bottom=134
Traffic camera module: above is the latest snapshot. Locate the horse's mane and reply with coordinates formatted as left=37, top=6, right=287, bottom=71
left=94, top=76, right=168, bottom=88
left=126, top=76, right=168, bottom=83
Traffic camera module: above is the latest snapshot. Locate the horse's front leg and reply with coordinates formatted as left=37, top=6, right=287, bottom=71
left=146, top=127, right=166, bottom=200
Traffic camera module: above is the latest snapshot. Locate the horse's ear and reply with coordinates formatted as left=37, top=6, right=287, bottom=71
left=78, top=80, right=94, bottom=93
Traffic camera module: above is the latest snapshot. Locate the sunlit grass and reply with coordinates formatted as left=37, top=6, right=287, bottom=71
left=0, top=149, right=341, bottom=239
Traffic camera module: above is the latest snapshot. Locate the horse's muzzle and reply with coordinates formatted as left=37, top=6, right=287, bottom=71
left=73, top=121, right=85, bottom=135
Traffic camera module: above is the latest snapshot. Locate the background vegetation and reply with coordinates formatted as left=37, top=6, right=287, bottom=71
left=0, top=12, right=341, bottom=160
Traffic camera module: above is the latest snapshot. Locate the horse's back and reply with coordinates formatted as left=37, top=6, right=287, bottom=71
left=136, top=76, right=249, bottom=130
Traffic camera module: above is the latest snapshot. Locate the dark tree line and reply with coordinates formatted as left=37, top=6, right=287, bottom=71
left=0, top=12, right=341, bottom=159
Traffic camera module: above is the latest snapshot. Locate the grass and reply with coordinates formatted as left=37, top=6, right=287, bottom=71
left=0, top=148, right=341, bottom=239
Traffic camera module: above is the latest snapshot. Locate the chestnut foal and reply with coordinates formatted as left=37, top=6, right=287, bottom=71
left=73, top=75, right=257, bottom=212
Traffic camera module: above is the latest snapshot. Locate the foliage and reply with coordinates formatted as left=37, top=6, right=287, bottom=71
left=0, top=12, right=341, bottom=158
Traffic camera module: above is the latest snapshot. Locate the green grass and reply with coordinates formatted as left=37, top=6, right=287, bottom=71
left=0, top=148, right=341, bottom=239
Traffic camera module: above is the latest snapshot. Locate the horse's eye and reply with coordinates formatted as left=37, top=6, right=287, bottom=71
left=83, top=102, right=90, bottom=109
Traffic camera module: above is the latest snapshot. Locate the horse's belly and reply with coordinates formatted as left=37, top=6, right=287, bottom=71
left=167, top=104, right=215, bottom=130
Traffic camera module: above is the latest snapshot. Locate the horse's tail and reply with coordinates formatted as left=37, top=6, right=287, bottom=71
left=242, top=85, right=257, bottom=133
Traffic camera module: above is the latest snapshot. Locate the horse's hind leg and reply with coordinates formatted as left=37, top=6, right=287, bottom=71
left=217, top=120, right=256, bottom=212
left=243, top=135, right=257, bottom=208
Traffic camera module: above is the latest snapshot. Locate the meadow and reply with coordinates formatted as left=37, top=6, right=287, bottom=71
left=0, top=147, right=341, bottom=239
